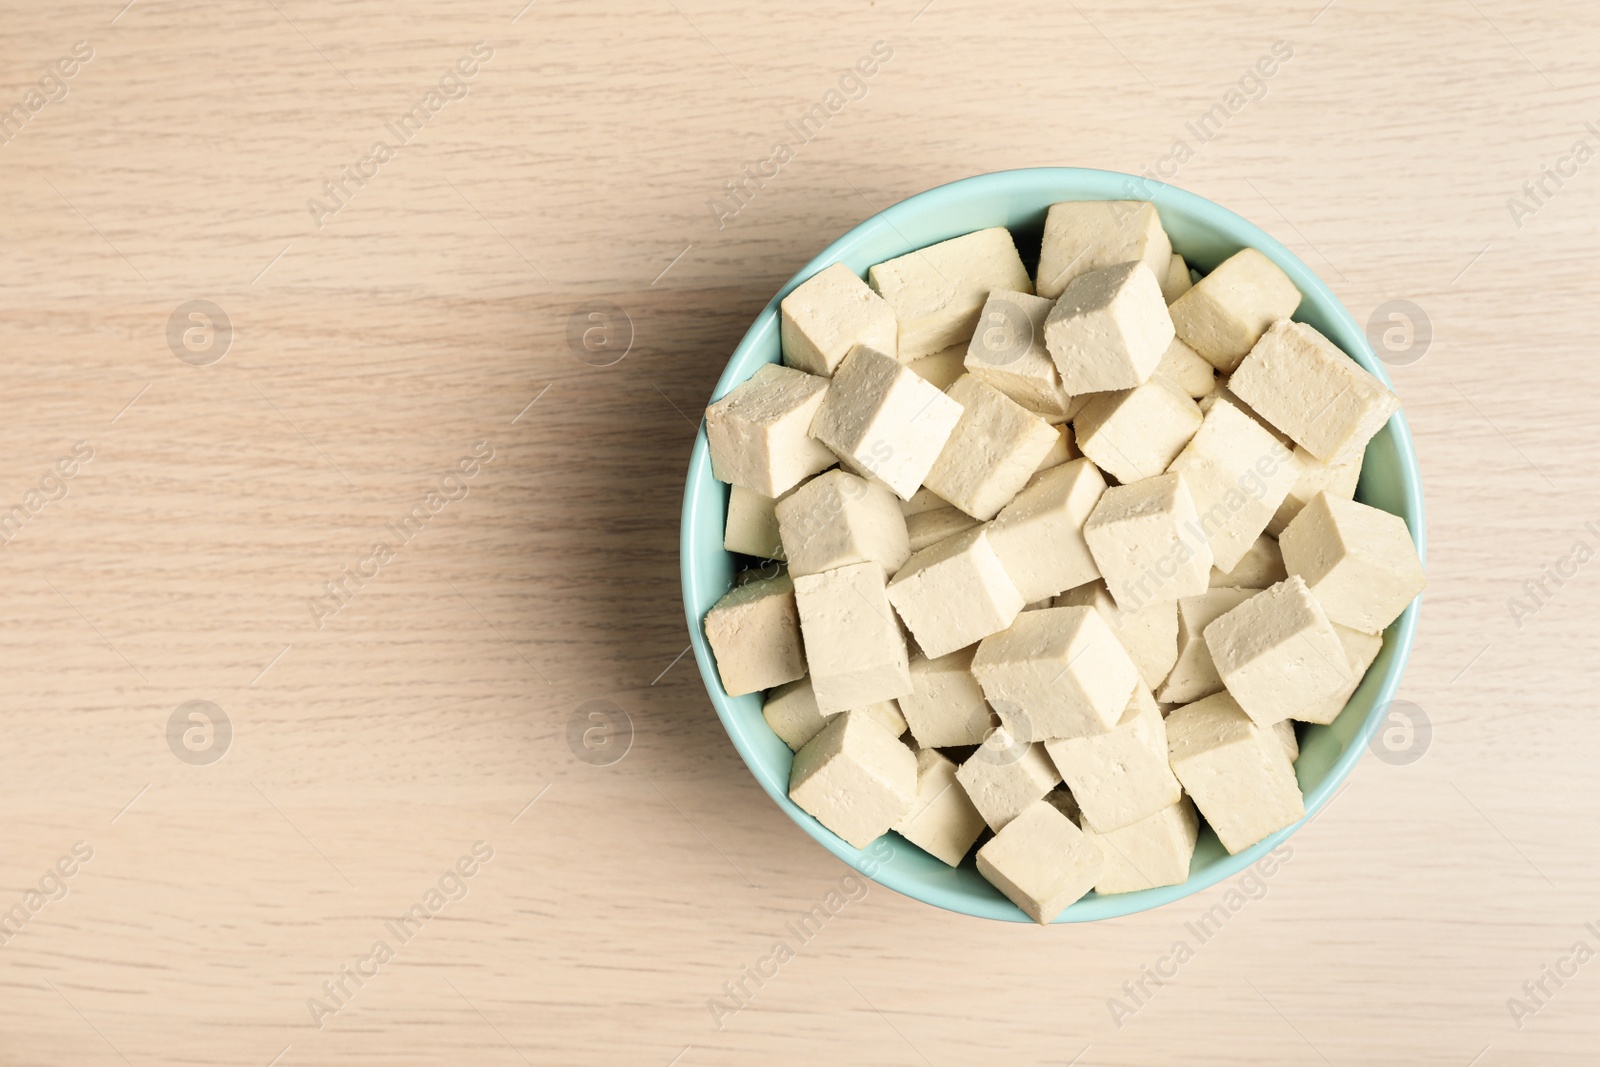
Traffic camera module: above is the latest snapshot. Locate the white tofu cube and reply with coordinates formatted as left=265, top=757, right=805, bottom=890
left=1073, top=378, right=1203, bottom=484
left=1053, top=580, right=1178, bottom=692
left=971, top=605, right=1139, bottom=741
left=900, top=646, right=992, bottom=747
left=964, top=290, right=1075, bottom=418
left=1228, top=319, right=1401, bottom=464
left=1083, top=472, right=1214, bottom=610
left=975, top=800, right=1103, bottom=924
left=1198, top=380, right=1291, bottom=445
left=868, top=227, right=1033, bottom=359
left=1203, top=576, right=1351, bottom=726
left=1034, top=423, right=1076, bottom=472
left=886, top=526, right=1023, bottom=659
left=780, top=262, right=899, bottom=376
left=1210, top=533, right=1286, bottom=589
left=1044, top=684, right=1181, bottom=833
left=1153, top=336, right=1215, bottom=398
left=1166, top=691, right=1305, bottom=854
left=1044, top=262, right=1175, bottom=394
left=957, top=735, right=1062, bottom=831
left=898, top=485, right=951, bottom=517
left=763, top=676, right=830, bottom=750
left=1296, top=624, right=1384, bottom=724
left=923, top=376, right=1059, bottom=520
left=703, top=573, right=806, bottom=696
left=724, top=484, right=786, bottom=559
left=1157, top=587, right=1258, bottom=704
left=1083, top=797, right=1199, bottom=894
left=988, top=459, right=1106, bottom=604
left=1035, top=201, right=1172, bottom=299
left=907, top=341, right=969, bottom=390
left=905, top=506, right=981, bottom=554
left=1267, top=446, right=1362, bottom=537
left=1274, top=718, right=1299, bottom=762
left=1161, top=253, right=1194, bottom=304
left=1166, top=397, right=1300, bottom=572
left=705, top=363, right=837, bottom=497
left=809, top=345, right=965, bottom=500
left=1168, top=248, right=1302, bottom=372
left=793, top=562, right=912, bottom=712
left=894, top=748, right=987, bottom=866
left=788, top=710, right=917, bottom=849
left=775, top=469, right=910, bottom=578
left=1279, top=492, right=1425, bottom=634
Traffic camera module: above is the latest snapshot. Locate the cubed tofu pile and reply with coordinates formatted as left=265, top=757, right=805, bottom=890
left=701, top=203, right=1424, bottom=924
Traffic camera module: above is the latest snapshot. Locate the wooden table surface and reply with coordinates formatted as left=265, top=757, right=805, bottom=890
left=2, top=0, right=1597, bottom=1063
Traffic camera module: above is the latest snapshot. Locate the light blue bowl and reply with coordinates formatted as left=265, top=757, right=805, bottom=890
left=679, top=167, right=1425, bottom=923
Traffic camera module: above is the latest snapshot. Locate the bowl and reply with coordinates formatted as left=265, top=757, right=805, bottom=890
left=679, top=167, right=1425, bottom=923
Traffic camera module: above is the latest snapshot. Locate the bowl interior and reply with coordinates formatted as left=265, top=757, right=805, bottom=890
left=680, top=167, right=1425, bottom=922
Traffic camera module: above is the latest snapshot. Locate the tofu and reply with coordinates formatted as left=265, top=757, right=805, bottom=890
left=1153, top=336, right=1214, bottom=398
left=898, top=485, right=951, bottom=517
left=1034, top=423, right=1076, bottom=472
left=1157, top=587, right=1258, bottom=704
left=1295, top=624, right=1384, bottom=725
left=988, top=459, right=1107, bottom=603
left=1278, top=492, right=1425, bottom=634
left=1168, top=248, right=1302, bottom=372
left=1209, top=533, right=1287, bottom=589
left=1073, top=378, right=1204, bottom=484
left=763, top=676, right=830, bottom=750
left=780, top=262, right=899, bottom=376
left=1202, top=576, right=1351, bottom=726
left=1161, top=253, right=1194, bottom=304
left=1166, top=397, right=1300, bottom=572
left=858, top=699, right=908, bottom=736
left=1198, top=380, right=1291, bottom=446
left=788, top=710, right=917, bottom=849
left=703, top=573, right=806, bottom=696
left=970, top=605, right=1139, bottom=741
left=975, top=800, right=1103, bottom=924
left=1053, top=580, right=1178, bottom=692
left=964, top=289, right=1075, bottom=418
left=809, top=344, right=965, bottom=500
left=1035, top=200, right=1172, bottom=299
left=956, top=730, right=1061, bottom=831
left=868, top=227, right=1033, bottom=360
left=1228, top=319, right=1401, bottom=464
left=705, top=363, right=837, bottom=497
left=1044, top=262, right=1175, bottom=394
left=1267, top=446, right=1363, bottom=537
left=724, top=484, right=786, bottom=559
left=900, top=646, right=992, bottom=747
left=1274, top=718, right=1299, bottom=763
left=1083, top=797, right=1199, bottom=894
left=1083, top=472, right=1214, bottom=610
left=1166, top=691, right=1305, bottom=854
left=907, top=341, right=969, bottom=390
left=775, top=469, right=910, bottom=578
left=923, top=375, right=1060, bottom=520
left=894, top=748, right=988, bottom=866
left=886, top=526, right=1024, bottom=659
left=905, top=506, right=982, bottom=553
left=1043, top=684, right=1182, bottom=833
left=792, top=562, right=912, bottom=712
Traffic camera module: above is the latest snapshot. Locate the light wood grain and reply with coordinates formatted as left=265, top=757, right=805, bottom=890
left=1, top=0, right=1598, bottom=1063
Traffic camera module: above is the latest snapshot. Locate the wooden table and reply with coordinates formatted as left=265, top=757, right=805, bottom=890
left=2, top=0, right=1595, bottom=1063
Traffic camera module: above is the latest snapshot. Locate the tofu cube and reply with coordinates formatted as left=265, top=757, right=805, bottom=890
left=724, top=484, right=786, bottom=560
left=1034, top=423, right=1077, bottom=471
left=1161, top=253, right=1194, bottom=304
left=1267, top=446, right=1363, bottom=537
left=1166, top=691, right=1305, bottom=854
left=905, top=506, right=981, bottom=554
left=957, top=736, right=1063, bottom=832
left=1153, top=336, right=1215, bottom=398
left=780, top=262, right=899, bottom=376
left=907, top=341, right=969, bottom=390
left=703, top=573, right=806, bottom=696
left=1083, top=472, right=1214, bottom=610
left=1210, top=533, right=1287, bottom=589
left=788, top=710, right=917, bottom=849
left=1166, top=397, right=1300, bottom=572
left=763, top=676, right=830, bottom=750
left=1296, top=624, right=1385, bottom=724
left=1228, top=319, right=1401, bottom=463
left=1044, top=262, right=1175, bottom=394
left=705, top=363, right=837, bottom=497
left=970, top=606, right=1139, bottom=741
left=1053, top=580, right=1178, bottom=692
left=1035, top=201, right=1172, bottom=299
left=793, top=562, right=912, bottom=712
left=975, top=800, right=1104, bottom=924
left=1073, top=378, right=1203, bottom=484
left=899, top=484, right=951, bottom=517
left=1043, top=684, right=1182, bottom=833
left=893, top=748, right=988, bottom=866
left=900, top=646, right=992, bottom=747
left=809, top=345, right=965, bottom=500
left=1203, top=576, right=1351, bottom=726
left=886, top=526, right=1023, bottom=659
left=775, top=469, right=910, bottom=578
left=1168, top=248, right=1302, bottom=372
left=868, top=227, right=1033, bottom=360
left=1157, top=587, right=1258, bottom=704
left=1083, top=797, right=1199, bottom=895
left=1274, top=718, right=1299, bottom=762
left=1279, top=492, right=1425, bottom=634
left=988, top=459, right=1107, bottom=603
left=964, top=290, right=1075, bottom=418
left=923, top=376, right=1060, bottom=520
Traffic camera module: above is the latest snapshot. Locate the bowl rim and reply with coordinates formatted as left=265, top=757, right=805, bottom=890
left=679, top=166, right=1426, bottom=923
